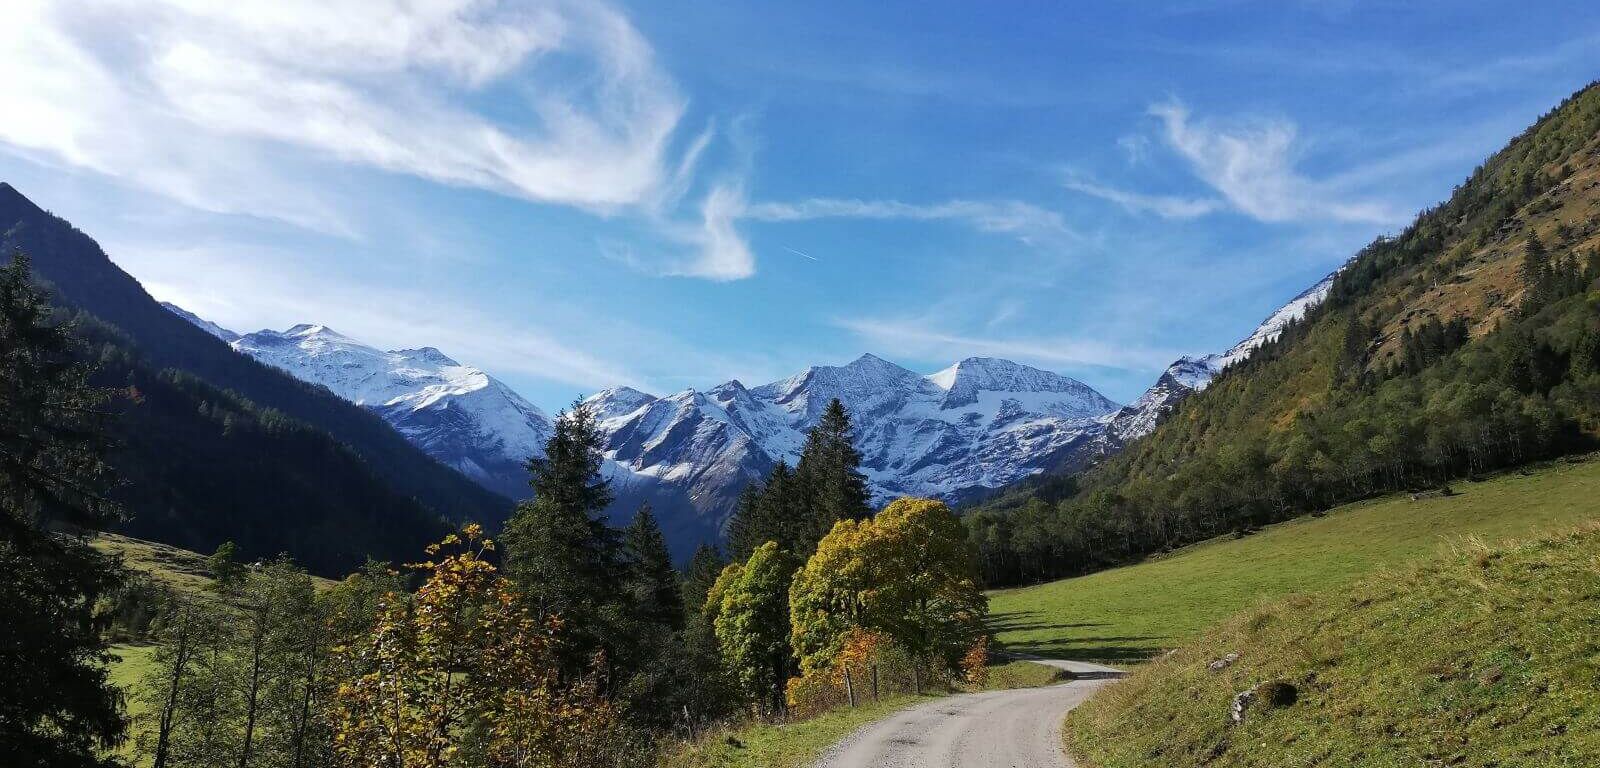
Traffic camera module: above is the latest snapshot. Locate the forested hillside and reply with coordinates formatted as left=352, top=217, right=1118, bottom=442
left=0, top=183, right=510, bottom=534
left=0, top=184, right=511, bottom=573
left=967, top=81, right=1600, bottom=586
left=75, top=312, right=452, bottom=574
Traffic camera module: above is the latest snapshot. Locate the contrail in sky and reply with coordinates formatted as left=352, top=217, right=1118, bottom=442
left=783, top=246, right=820, bottom=261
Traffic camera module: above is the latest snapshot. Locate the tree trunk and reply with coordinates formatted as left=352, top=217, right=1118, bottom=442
left=152, top=626, right=192, bottom=768
left=239, top=626, right=264, bottom=768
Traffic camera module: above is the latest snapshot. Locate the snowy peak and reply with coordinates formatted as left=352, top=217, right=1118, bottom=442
left=583, top=386, right=659, bottom=423
left=1219, top=271, right=1337, bottom=366
left=166, top=305, right=552, bottom=501
left=1106, top=268, right=1341, bottom=446
left=161, top=302, right=239, bottom=343
left=927, top=357, right=1118, bottom=416
left=753, top=353, right=924, bottom=422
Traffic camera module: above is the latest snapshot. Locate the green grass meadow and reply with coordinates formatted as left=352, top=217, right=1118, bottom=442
left=1067, top=522, right=1600, bottom=767
left=988, top=454, right=1600, bottom=663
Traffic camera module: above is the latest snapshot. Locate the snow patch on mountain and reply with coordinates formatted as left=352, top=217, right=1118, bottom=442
left=164, top=264, right=1337, bottom=554
left=161, top=302, right=239, bottom=343
left=1102, top=269, right=1339, bottom=446
left=163, top=306, right=555, bottom=501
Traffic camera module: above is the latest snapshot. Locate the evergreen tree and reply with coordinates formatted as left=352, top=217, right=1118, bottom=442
left=794, top=398, right=872, bottom=551
left=622, top=504, right=683, bottom=632
left=726, top=461, right=811, bottom=561
left=681, top=542, right=728, bottom=617
left=724, top=481, right=771, bottom=563
left=501, top=402, right=621, bottom=640
left=0, top=252, right=126, bottom=767
left=1521, top=232, right=1550, bottom=311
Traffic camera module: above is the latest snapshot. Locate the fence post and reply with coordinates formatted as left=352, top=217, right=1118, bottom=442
left=843, top=667, right=856, bottom=708
left=872, top=664, right=880, bottom=701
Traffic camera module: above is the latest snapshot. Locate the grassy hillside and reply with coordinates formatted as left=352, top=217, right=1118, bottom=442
left=1066, top=521, right=1600, bottom=767
left=989, top=454, right=1600, bottom=663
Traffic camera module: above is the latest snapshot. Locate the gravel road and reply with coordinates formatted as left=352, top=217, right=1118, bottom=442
left=810, top=659, right=1123, bottom=768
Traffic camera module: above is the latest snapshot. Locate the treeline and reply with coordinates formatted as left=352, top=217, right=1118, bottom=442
left=966, top=81, right=1600, bottom=588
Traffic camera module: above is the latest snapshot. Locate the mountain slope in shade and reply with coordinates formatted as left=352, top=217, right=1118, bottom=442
left=160, top=301, right=239, bottom=342
left=171, top=314, right=557, bottom=501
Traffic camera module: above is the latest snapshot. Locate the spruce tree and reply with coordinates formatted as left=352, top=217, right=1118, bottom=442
left=0, top=252, right=127, bottom=767
left=501, top=402, right=621, bottom=653
left=622, top=504, right=683, bottom=632
left=724, top=482, right=768, bottom=563
left=1521, top=232, right=1550, bottom=311
left=794, top=398, right=872, bottom=551
left=680, top=542, right=728, bottom=617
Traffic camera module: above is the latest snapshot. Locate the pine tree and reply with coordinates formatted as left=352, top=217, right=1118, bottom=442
left=0, top=252, right=127, bottom=767
left=501, top=402, right=621, bottom=640
left=794, top=398, right=872, bottom=551
left=622, top=504, right=683, bottom=632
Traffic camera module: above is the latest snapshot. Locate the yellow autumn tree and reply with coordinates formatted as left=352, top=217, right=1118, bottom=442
left=330, top=525, right=621, bottom=768
left=789, top=498, right=987, bottom=684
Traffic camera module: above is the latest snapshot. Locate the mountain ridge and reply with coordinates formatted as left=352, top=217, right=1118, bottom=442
left=163, top=260, right=1337, bottom=555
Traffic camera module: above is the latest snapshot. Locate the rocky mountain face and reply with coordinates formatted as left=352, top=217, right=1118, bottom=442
left=586, top=354, right=1121, bottom=522
left=169, top=304, right=1124, bottom=553
left=165, top=270, right=1330, bottom=555
left=162, top=313, right=556, bottom=502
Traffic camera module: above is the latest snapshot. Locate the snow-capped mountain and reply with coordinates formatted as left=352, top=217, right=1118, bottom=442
left=164, top=309, right=555, bottom=501
left=161, top=302, right=239, bottom=343
left=588, top=354, right=1121, bottom=533
left=163, top=303, right=1117, bottom=553
left=1099, top=270, right=1339, bottom=447
left=163, top=266, right=1331, bottom=555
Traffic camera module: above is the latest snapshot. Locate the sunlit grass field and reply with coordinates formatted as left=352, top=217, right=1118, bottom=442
left=988, top=454, right=1600, bottom=663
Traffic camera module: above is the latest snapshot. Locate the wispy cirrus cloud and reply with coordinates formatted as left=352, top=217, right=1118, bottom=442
left=1062, top=175, right=1221, bottom=219
left=0, top=0, right=690, bottom=221
left=1148, top=100, right=1402, bottom=225
left=742, top=197, right=1070, bottom=239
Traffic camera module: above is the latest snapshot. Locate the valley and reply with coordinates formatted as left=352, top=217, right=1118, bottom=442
left=2, top=5, right=1598, bottom=767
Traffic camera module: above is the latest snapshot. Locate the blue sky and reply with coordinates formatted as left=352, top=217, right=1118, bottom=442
left=2, top=1, right=1598, bottom=410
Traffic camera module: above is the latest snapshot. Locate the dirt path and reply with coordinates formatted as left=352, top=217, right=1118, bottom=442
left=812, top=659, right=1123, bottom=768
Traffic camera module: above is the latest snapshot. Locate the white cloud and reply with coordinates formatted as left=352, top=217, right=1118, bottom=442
left=0, top=0, right=688, bottom=228
left=671, top=183, right=756, bottom=280
left=1062, top=175, right=1222, bottom=219
left=1148, top=100, right=1401, bottom=225
left=836, top=316, right=1182, bottom=373
left=743, top=197, right=1067, bottom=236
